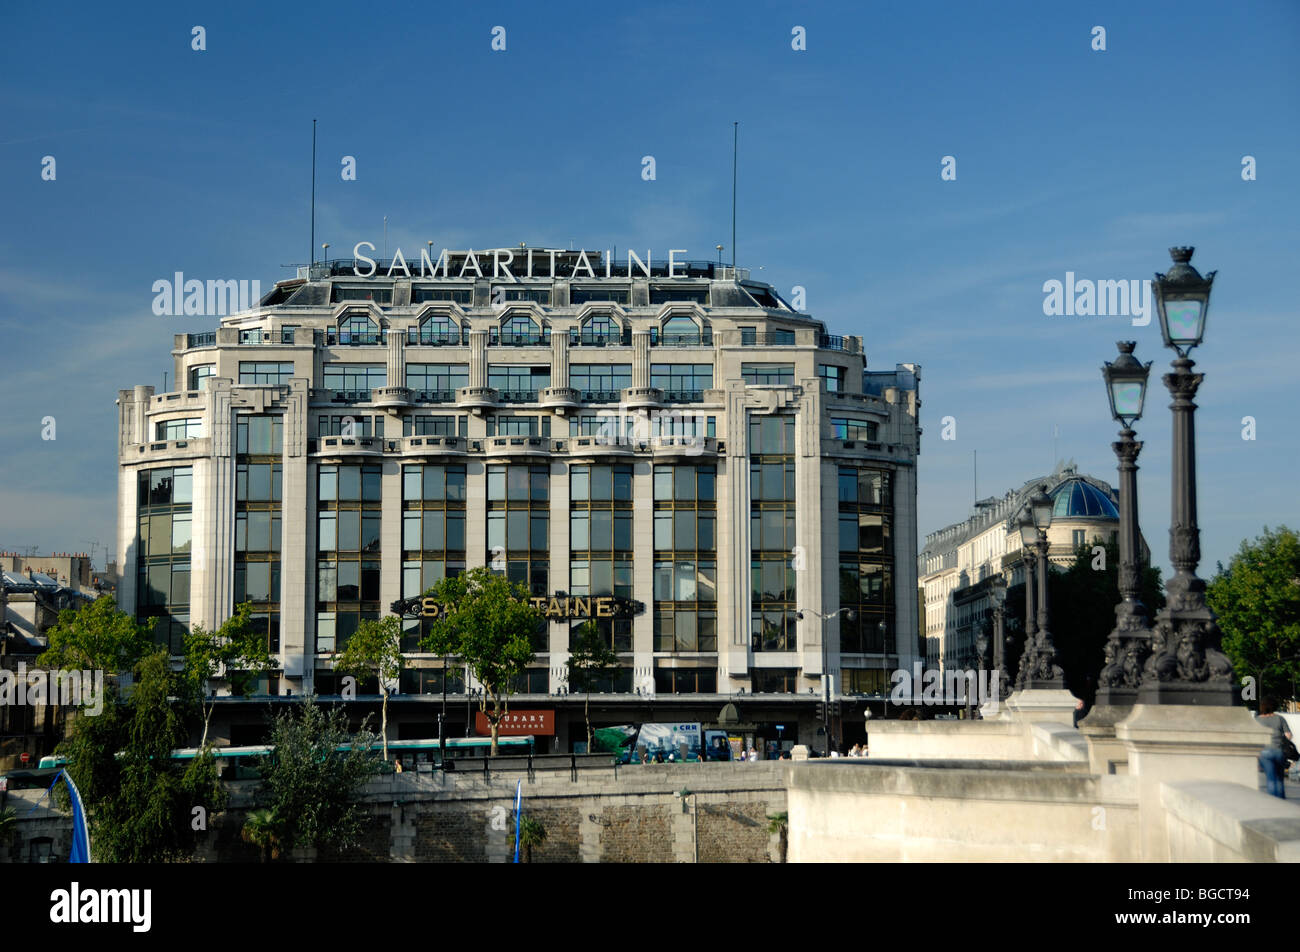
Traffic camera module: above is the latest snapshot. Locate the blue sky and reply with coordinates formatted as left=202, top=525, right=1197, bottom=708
left=1, top=0, right=1297, bottom=581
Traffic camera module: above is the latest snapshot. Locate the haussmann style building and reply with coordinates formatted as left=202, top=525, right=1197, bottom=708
left=116, top=247, right=921, bottom=756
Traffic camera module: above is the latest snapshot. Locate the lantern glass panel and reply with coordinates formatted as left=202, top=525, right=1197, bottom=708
left=1110, top=380, right=1144, bottom=422
left=1163, top=297, right=1204, bottom=344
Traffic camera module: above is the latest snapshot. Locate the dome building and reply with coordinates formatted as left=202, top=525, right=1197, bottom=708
left=919, top=463, right=1138, bottom=678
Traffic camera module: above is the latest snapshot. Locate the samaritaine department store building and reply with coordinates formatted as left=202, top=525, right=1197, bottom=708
left=116, top=248, right=920, bottom=754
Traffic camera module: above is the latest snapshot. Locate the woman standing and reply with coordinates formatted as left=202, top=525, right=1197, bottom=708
left=1256, top=697, right=1293, bottom=799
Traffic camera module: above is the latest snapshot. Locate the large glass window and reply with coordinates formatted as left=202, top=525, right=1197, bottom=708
left=401, top=463, right=467, bottom=601
left=653, top=465, right=717, bottom=654
left=837, top=465, right=894, bottom=654
left=569, top=364, right=631, bottom=398
left=403, top=414, right=467, bottom=437
left=136, top=466, right=193, bottom=655
left=741, top=363, right=795, bottom=386
left=818, top=364, right=847, bottom=393
left=323, top=364, right=387, bottom=393
left=406, top=363, right=468, bottom=395
left=487, top=465, right=549, bottom=602
left=239, top=362, right=294, bottom=386
left=830, top=417, right=878, bottom=442
left=488, top=365, right=550, bottom=399
left=650, top=364, right=713, bottom=399
left=188, top=364, right=215, bottom=391
left=750, top=415, right=796, bottom=652
left=155, top=417, right=203, bottom=440
left=317, top=464, right=383, bottom=653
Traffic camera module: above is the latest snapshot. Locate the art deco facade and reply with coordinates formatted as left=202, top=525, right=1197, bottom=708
left=116, top=249, right=920, bottom=751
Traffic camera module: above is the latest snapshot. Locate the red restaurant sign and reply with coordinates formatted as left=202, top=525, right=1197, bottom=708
left=475, top=709, right=555, bottom=736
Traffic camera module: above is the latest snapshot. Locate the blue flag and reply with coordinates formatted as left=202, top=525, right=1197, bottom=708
left=61, top=770, right=91, bottom=863
left=513, top=779, right=522, bottom=864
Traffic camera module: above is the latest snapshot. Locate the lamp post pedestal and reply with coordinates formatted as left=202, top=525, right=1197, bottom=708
left=1138, top=358, right=1236, bottom=706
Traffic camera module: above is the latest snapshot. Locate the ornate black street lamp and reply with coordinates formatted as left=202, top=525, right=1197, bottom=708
left=989, top=574, right=1010, bottom=701
left=1014, top=512, right=1038, bottom=690
left=1023, top=486, right=1065, bottom=688
left=1096, top=341, right=1154, bottom=706
left=1141, top=247, right=1236, bottom=704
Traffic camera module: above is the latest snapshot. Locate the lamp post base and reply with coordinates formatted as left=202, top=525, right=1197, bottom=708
left=1138, top=608, right=1238, bottom=707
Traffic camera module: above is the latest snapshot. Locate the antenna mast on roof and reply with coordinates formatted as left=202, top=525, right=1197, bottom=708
left=731, top=122, right=738, bottom=270
left=311, top=119, right=317, bottom=267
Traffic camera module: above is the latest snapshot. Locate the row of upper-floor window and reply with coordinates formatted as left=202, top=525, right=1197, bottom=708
left=191, top=361, right=854, bottom=394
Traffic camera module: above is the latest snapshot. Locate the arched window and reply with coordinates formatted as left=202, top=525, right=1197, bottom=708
left=660, top=315, right=701, bottom=345
left=578, top=312, right=618, bottom=345
left=337, top=313, right=379, bottom=345
left=418, top=314, right=459, bottom=345
left=497, top=314, right=543, bottom=345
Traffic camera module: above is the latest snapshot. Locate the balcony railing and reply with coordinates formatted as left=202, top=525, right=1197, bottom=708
left=650, top=329, right=713, bottom=347
left=328, top=390, right=372, bottom=403
left=497, top=390, right=542, bottom=403
left=187, top=332, right=217, bottom=348
left=819, top=334, right=856, bottom=352
left=568, top=329, right=632, bottom=347
left=660, top=390, right=705, bottom=403
left=739, top=331, right=796, bottom=346
left=326, top=329, right=388, bottom=346
left=578, top=390, right=624, bottom=403
left=407, top=328, right=469, bottom=346
left=489, top=329, right=551, bottom=346
left=411, top=389, right=458, bottom=403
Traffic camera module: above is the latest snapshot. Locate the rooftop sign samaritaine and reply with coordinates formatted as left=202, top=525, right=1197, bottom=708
left=390, top=593, right=645, bottom=622
left=351, top=244, right=698, bottom=281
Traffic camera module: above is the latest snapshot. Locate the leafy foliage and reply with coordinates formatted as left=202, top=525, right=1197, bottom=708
left=58, top=648, right=225, bottom=862
left=257, top=696, right=381, bottom=856
left=182, top=602, right=274, bottom=747
left=1209, top=526, right=1300, bottom=703
left=517, top=813, right=547, bottom=863
left=240, top=808, right=283, bottom=863
left=419, top=567, right=540, bottom=754
left=39, top=595, right=152, bottom=680
left=334, top=615, right=404, bottom=759
left=566, top=621, right=619, bottom=752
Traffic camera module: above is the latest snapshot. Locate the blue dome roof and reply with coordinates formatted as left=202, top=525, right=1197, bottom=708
left=1050, top=479, right=1118, bottom=519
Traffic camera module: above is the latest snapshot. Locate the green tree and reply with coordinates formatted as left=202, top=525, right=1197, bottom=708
left=1209, top=526, right=1300, bottom=704
left=419, top=567, right=540, bottom=755
left=240, top=808, right=283, bottom=863
left=566, top=621, right=619, bottom=753
left=767, top=811, right=789, bottom=864
left=39, top=594, right=152, bottom=683
left=58, top=647, right=225, bottom=862
left=258, top=696, right=381, bottom=857
left=183, top=602, right=274, bottom=749
left=516, top=813, right=547, bottom=863
left=333, top=615, right=405, bottom=761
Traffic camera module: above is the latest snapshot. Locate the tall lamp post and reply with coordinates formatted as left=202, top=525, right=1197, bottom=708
left=1023, top=486, right=1064, bottom=688
left=1096, top=341, right=1154, bottom=708
left=989, top=574, right=1009, bottom=703
left=1014, top=512, right=1038, bottom=689
left=798, top=607, right=855, bottom=755
left=1141, top=247, right=1236, bottom=704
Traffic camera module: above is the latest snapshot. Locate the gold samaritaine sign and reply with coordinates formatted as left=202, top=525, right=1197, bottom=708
left=390, top=594, right=644, bottom=622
